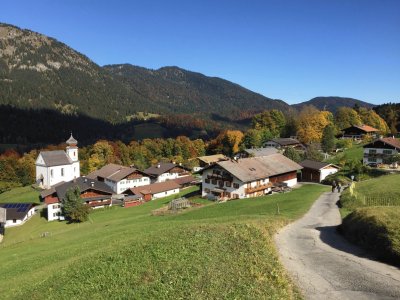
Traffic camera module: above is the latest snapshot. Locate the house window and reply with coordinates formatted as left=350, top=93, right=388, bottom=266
left=369, top=158, right=377, bottom=162
left=61, top=168, right=64, bottom=177
left=225, top=181, right=231, bottom=187
left=13, top=219, right=16, bottom=223
left=383, top=150, right=392, bottom=155
left=51, top=169, right=54, bottom=178
left=212, top=179, right=217, bottom=185
left=205, top=179, right=210, bottom=184
left=233, top=183, right=239, bottom=189
left=369, top=149, right=377, bottom=154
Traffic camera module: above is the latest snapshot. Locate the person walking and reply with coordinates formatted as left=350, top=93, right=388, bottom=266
left=336, top=182, right=342, bottom=193
left=331, top=180, right=336, bottom=193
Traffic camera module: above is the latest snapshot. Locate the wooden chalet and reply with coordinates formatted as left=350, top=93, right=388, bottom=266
left=341, top=124, right=379, bottom=139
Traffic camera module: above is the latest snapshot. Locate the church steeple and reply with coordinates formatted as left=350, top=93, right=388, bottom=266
left=66, top=133, right=78, bottom=162
left=66, top=133, right=78, bottom=147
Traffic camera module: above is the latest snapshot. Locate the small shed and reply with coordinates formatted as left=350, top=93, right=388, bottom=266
left=299, top=160, right=340, bottom=183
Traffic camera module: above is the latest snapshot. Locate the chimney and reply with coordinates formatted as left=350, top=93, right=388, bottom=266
left=91, top=182, right=94, bottom=187
left=157, top=163, right=161, bottom=168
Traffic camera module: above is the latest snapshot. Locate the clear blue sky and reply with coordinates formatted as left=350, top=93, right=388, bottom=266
left=1, top=0, right=399, bottom=104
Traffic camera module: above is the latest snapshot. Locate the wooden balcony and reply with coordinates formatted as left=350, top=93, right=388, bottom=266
left=245, top=183, right=273, bottom=194
left=207, top=174, right=233, bottom=182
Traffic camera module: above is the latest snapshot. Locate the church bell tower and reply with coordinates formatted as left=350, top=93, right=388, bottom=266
left=66, top=133, right=78, bottom=162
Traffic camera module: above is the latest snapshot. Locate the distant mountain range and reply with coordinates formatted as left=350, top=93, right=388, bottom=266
left=0, top=23, right=380, bottom=144
left=293, top=96, right=375, bottom=113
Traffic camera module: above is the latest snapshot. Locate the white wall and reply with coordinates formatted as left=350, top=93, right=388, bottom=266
left=47, top=203, right=62, bottom=221
left=152, top=188, right=180, bottom=199
left=363, top=148, right=398, bottom=164
left=155, top=172, right=180, bottom=183
left=36, top=152, right=80, bottom=189
left=105, top=176, right=151, bottom=194
left=320, top=167, right=339, bottom=182
left=283, top=178, right=298, bottom=187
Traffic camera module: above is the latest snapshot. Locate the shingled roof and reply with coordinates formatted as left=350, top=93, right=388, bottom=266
left=214, top=153, right=302, bottom=182
left=130, top=181, right=180, bottom=196
left=342, top=124, right=380, bottom=133
left=364, top=137, right=400, bottom=150
left=300, top=160, right=339, bottom=171
left=39, top=150, right=72, bottom=167
left=144, top=163, right=185, bottom=176
left=244, top=148, right=278, bottom=157
left=44, top=177, right=113, bottom=202
left=270, top=138, right=301, bottom=146
left=197, top=154, right=228, bottom=164
left=87, top=163, right=147, bottom=182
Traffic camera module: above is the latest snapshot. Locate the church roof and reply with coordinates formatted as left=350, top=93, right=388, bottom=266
left=66, top=134, right=78, bottom=145
left=39, top=150, right=73, bottom=167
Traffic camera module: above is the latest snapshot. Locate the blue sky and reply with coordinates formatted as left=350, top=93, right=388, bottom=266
left=1, top=0, right=399, bottom=104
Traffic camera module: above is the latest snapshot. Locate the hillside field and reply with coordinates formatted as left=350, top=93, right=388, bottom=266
left=340, top=174, right=400, bottom=266
left=0, top=184, right=329, bottom=299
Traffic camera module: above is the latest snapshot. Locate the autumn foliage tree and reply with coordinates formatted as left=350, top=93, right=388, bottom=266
left=296, top=106, right=334, bottom=144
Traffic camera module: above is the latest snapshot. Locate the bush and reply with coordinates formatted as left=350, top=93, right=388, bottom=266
left=338, top=189, right=364, bottom=210
left=321, top=173, right=351, bottom=186
left=336, top=139, right=353, bottom=149
left=341, top=207, right=400, bottom=267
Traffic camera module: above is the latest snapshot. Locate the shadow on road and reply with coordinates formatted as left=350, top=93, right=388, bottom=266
left=315, top=225, right=380, bottom=262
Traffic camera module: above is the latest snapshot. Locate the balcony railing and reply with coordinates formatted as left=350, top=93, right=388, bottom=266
left=207, top=174, right=233, bottom=182
left=245, top=183, right=273, bottom=194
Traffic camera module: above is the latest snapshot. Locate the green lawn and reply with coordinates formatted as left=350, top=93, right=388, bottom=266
left=0, top=184, right=329, bottom=299
left=339, top=173, right=400, bottom=266
left=0, top=185, right=41, bottom=204
left=327, top=142, right=364, bottom=164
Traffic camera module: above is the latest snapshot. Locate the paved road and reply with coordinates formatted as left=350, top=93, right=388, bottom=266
left=275, top=191, right=400, bottom=300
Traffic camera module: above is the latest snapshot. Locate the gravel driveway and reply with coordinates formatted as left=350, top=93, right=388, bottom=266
left=275, top=191, right=400, bottom=300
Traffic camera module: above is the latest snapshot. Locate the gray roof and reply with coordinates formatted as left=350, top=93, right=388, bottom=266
left=53, top=177, right=113, bottom=201
left=39, top=150, right=72, bottom=167
left=244, top=147, right=278, bottom=157
left=300, top=160, right=339, bottom=171
left=130, top=181, right=180, bottom=196
left=144, top=163, right=181, bottom=176
left=270, top=138, right=301, bottom=146
left=216, top=153, right=303, bottom=182
left=87, top=163, right=147, bottom=182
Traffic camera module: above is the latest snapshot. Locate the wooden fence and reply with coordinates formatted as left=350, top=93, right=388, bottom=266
left=350, top=182, right=400, bottom=207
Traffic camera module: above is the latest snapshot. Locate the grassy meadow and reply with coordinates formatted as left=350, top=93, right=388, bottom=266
left=0, top=186, right=40, bottom=204
left=0, top=184, right=329, bottom=299
left=339, top=173, right=400, bottom=266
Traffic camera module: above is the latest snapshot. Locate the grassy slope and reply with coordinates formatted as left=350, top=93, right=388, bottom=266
left=0, top=186, right=40, bottom=204
left=0, top=184, right=329, bottom=299
left=340, top=174, right=400, bottom=266
left=327, top=143, right=364, bottom=164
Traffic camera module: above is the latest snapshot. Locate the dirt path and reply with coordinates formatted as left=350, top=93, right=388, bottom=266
left=275, top=191, right=400, bottom=300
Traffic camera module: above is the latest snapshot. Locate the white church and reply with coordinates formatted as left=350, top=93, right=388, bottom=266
left=35, top=134, right=80, bottom=189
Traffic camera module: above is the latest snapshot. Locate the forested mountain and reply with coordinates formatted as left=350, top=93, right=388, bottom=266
left=0, top=23, right=289, bottom=124
left=294, top=97, right=375, bottom=113
left=103, top=64, right=289, bottom=120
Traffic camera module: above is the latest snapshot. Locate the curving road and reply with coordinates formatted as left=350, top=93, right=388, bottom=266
left=275, top=191, right=400, bottom=300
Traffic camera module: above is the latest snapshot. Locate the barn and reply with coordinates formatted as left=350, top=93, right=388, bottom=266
left=299, top=160, right=340, bottom=183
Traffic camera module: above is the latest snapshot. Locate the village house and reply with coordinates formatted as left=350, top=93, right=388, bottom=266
left=299, top=160, right=340, bottom=183
left=201, top=153, right=302, bottom=200
left=125, top=181, right=181, bottom=201
left=86, top=163, right=151, bottom=194
left=35, top=134, right=80, bottom=189
left=0, top=203, right=36, bottom=227
left=144, top=162, right=190, bottom=183
left=363, top=137, right=400, bottom=166
left=264, top=138, right=305, bottom=151
left=40, top=177, right=114, bottom=221
left=341, top=124, right=379, bottom=139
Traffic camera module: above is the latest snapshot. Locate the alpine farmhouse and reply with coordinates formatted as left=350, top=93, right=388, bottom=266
left=86, top=163, right=151, bottom=194
left=201, top=153, right=302, bottom=200
left=363, top=137, right=400, bottom=165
